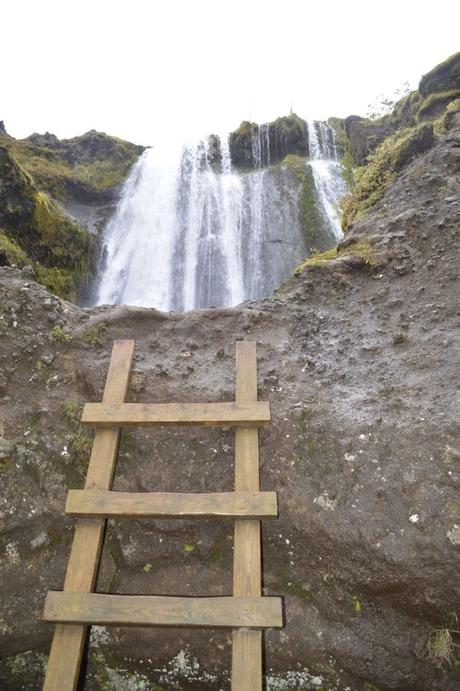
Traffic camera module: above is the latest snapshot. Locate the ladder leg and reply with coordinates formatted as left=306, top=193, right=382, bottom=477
left=232, top=342, right=263, bottom=690
left=43, top=340, right=134, bottom=690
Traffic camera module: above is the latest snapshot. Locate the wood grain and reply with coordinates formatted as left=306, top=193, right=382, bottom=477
left=66, top=489, right=278, bottom=519
left=44, top=592, right=283, bottom=629
left=81, top=400, right=270, bottom=427
left=232, top=341, right=264, bottom=691
left=42, top=340, right=134, bottom=691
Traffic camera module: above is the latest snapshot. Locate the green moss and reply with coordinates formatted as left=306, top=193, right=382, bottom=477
left=351, top=595, right=362, bottom=613
left=287, top=581, right=313, bottom=601
left=61, top=398, right=93, bottom=470
left=427, top=625, right=458, bottom=669
left=341, top=122, right=437, bottom=230
left=0, top=458, right=11, bottom=474
left=442, top=98, right=460, bottom=130
left=295, top=240, right=377, bottom=273
left=51, top=325, right=72, bottom=343
left=33, top=191, right=95, bottom=270
left=63, top=399, right=82, bottom=424
left=0, top=130, right=143, bottom=303
left=0, top=232, right=30, bottom=267
left=340, top=145, right=395, bottom=229
left=36, top=265, right=76, bottom=300
left=83, top=322, right=107, bottom=346
left=283, top=155, right=337, bottom=253
left=0, top=651, right=47, bottom=689
left=70, top=428, right=94, bottom=472
left=295, top=247, right=338, bottom=271
left=419, top=51, right=460, bottom=96
left=417, top=88, right=460, bottom=121
left=229, top=113, right=308, bottom=169
left=4, top=130, right=144, bottom=201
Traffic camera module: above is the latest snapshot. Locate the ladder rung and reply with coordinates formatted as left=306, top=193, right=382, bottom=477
left=66, top=490, right=278, bottom=519
left=43, top=592, right=283, bottom=629
left=81, top=401, right=270, bottom=428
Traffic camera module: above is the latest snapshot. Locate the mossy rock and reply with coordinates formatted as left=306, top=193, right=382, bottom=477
left=32, top=191, right=96, bottom=271
left=1, top=129, right=145, bottom=203
left=282, top=155, right=336, bottom=253
left=442, top=98, right=460, bottom=131
left=340, top=123, right=434, bottom=230
left=0, top=231, right=30, bottom=267
left=417, top=88, right=460, bottom=121
left=295, top=239, right=377, bottom=273
left=389, top=123, right=434, bottom=170
left=34, top=265, right=76, bottom=301
left=0, top=134, right=104, bottom=300
left=229, top=114, right=308, bottom=169
left=419, top=51, right=460, bottom=96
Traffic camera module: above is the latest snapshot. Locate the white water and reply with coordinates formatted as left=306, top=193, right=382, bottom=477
left=307, top=120, right=346, bottom=240
left=95, top=120, right=346, bottom=311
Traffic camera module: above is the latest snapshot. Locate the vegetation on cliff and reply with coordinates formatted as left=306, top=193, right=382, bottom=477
left=340, top=51, right=460, bottom=231
left=283, top=154, right=337, bottom=253
left=0, top=128, right=143, bottom=299
left=229, top=113, right=308, bottom=168
left=2, top=129, right=144, bottom=202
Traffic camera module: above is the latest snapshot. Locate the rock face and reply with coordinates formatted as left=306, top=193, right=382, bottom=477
left=419, top=51, right=460, bottom=96
left=229, top=114, right=309, bottom=169
left=0, top=127, right=144, bottom=301
left=0, top=114, right=459, bottom=691
left=345, top=52, right=460, bottom=165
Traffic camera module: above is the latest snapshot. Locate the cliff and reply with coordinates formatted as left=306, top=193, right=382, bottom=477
left=0, top=67, right=459, bottom=690
left=0, top=127, right=144, bottom=300
left=0, top=52, right=459, bottom=690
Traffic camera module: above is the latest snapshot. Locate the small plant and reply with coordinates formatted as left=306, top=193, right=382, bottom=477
left=351, top=596, right=362, bottom=613
left=427, top=616, right=460, bottom=669
left=51, top=325, right=71, bottom=343
left=294, top=240, right=377, bottom=274
left=70, top=429, right=93, bottom=470
left=63, top=399, right=92, bottom=470
left=63, top=399, right=82, bottom=424
left=83, top=322, right=107, bottom=347
left=184, top=543, right=195, bottom=553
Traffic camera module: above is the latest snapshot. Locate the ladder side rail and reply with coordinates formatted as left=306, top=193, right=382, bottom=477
left=232, top=341, right=263, bottom=691
left=42, top=339, right=134, bottom=691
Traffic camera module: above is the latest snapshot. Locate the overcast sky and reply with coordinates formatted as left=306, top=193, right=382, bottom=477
left=2, top=0, right=459, bottom=146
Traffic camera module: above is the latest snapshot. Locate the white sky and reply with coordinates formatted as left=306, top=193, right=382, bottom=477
left=2, top=0, right=459, bottom=147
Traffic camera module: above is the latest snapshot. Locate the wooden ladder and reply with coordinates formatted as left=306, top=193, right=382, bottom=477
left=42, top=339, right=282, bottom=690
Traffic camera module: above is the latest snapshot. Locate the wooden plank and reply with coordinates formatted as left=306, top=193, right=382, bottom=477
left=232, top=341, right=264, bottom=691
left=44, top=592, right=283, bottom=629
left=81, top=400, right=270, bottom=428
left=66, top=489, right=278, bottom=519
left=42, top=340, right=135, bottom=691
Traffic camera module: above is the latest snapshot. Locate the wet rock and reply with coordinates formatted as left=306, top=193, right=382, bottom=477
left=0, top=438, right=14, bottom=460
left=0, top=114, right=459, bottom=691
left=40, top=353, right=55, bottom=366
left=30, top=532, right=49, bottom=551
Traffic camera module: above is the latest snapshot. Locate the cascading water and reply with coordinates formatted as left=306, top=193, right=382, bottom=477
left=307, top=120, right=347, bottom=240
left=95, top=119, right=346, bottom=311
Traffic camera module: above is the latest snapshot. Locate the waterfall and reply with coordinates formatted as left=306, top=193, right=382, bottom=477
left=95, top=119, right=346, bottom=312
left=307, top=120, right=346, bottom=240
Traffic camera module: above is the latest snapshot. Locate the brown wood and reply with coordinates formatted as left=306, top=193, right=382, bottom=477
left=43, top=339, right=280, bottom=691
left=42, top=340, right=134, bottom=691
left=232, top=341, right=264, bottom=691
left=44, top=592, right=283, bottom=629
left=81, top=400, right=270, bottom=428
left=66, top=489, right=278, bottom=519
